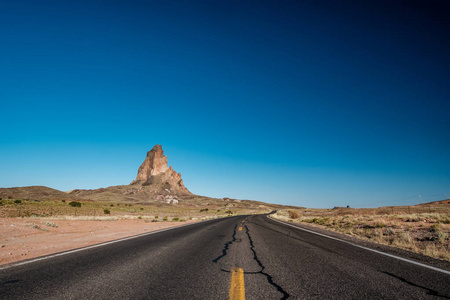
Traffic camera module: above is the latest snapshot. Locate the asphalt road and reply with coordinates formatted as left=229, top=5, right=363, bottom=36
left=1, top=214, right=449, bottom=299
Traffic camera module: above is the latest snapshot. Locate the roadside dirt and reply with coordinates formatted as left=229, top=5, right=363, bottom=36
left=0, top=218, right=198, bottom=266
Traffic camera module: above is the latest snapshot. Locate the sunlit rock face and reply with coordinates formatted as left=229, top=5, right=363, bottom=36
left=131, top=145, right=190, bottom=194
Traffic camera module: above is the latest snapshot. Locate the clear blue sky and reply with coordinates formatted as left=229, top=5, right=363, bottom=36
left=1, top=0, right=449, bottom=208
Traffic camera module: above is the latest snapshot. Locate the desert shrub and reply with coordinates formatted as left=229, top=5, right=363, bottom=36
left=0, top=201, right=3, bottom=206
left=140, top=207, right=144, bottom=211
left=172, top=217, right=180, bottom=221
left=69, top=201, right=81, bottom=207
left=373, top=228, right=383, bottom=239
left=430, top=223, right=441, bottom=232
left=45, top=221, right=58, bottom=228
left=309, top=217, right=329, bottom=225
left=61, top=199, right=66, bottom=203
left=110, top=204, right=114, bottom=207
left=289, top=211, right=299, bottom=219
left=200, top=208, right=209, bottom=212
left=399, top=232, right=412, bottom=244
left=405, top=215, right=420, bottom=222
left=384, top=227, right=395, bottom=236
left=138, top=216, right=142, bottom=219
left=103, top=209, right=110, bottom=214
left=32, top=224, right=48, bottom=231
left=14, top=200, right=22, bottom=204
left=179, top=219, right=186, bottom=222
left=163, top=216, right=168, bottom=221
left=154, top=215, right=159, bottom=219
left=439, top=216, right=450, bottom=224
left=225, top=210, right=233, bottom=215
left=436, top=231, right=448, bottom=244
left=374, top=221, right=386, bottom=228
left=151, top=219, right=159, bottom=222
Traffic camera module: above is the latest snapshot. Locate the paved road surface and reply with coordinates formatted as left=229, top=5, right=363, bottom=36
left=1, top=214, right=449, bottom=299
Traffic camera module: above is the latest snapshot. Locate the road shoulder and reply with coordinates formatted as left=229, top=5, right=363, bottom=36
left=268, top=215, right=450, bottom=272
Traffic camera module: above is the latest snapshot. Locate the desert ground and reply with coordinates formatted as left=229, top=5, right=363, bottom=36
left=0, top=218, right=199, bottom=266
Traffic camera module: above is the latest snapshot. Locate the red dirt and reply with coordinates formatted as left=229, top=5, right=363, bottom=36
left=0, top=218, right=198, bottom=266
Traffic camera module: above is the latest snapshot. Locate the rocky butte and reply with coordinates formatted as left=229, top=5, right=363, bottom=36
left=130, top=145, right=190, bottom=195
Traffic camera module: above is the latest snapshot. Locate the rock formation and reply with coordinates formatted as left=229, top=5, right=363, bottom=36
left=131, top=145, right=190, bottom=194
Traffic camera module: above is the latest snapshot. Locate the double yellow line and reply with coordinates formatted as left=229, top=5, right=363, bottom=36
left=229, top=219, right=247, bottom=299
left=229, top=267, right=245, bottom=300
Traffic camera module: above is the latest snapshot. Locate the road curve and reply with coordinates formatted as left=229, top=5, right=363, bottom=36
left=1, top=214, right=449, bottom=299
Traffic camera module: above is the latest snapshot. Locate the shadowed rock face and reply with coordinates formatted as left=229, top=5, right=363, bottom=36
left=131, top=145, right=190, bottom=194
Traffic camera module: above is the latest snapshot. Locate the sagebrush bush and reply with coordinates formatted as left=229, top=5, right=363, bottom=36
left=430, top=223, right=441, bottom=232
left=399, top=232, right=412, bottom=244
left=103, top=209, right=110, bottom=214
left=45, top=221, right=58, bottom=228
left=384, top=227, right=395, bottom=236
left=289, top=210, right=299, bottom=219
left=68, top=201, right=81, bottom=207
left=436, top=231, right=448, bottom=244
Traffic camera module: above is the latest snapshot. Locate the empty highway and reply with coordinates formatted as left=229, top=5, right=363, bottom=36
left=1, top=214, right=449, bottom=299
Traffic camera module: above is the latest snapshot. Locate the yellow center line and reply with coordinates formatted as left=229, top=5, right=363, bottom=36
left=238, top=227, right=242, bottom=231
left=229, top=267, right=245, bottom=300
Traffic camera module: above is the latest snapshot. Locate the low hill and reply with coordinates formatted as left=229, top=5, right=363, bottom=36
left=0, top=186, right=76, bottom=201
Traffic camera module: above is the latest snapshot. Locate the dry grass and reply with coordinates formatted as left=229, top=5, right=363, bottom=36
left=0, top=198, right=271, bottom=222
left=274, top=203, right=450, bottom=261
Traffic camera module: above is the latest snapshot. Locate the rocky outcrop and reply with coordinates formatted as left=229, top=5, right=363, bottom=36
left=132, top=145, right=168, bottom=182
left=131, top=145, right=190, bottom=194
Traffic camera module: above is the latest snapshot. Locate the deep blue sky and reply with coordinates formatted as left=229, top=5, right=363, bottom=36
left=1, top=0, right=449, bottom=208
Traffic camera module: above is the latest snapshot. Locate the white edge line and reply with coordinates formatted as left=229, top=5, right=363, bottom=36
left=0, top=218, right=218, bottom=271
left=268, top=215, right=450, bottom=276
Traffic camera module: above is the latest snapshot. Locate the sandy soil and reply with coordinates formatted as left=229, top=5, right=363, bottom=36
left=0, top=218, right=198, bottom=266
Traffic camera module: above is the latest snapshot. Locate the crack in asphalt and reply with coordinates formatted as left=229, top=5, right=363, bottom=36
left=382, top=271, right=450, bottom=299
left=212, top=225, right=237, bottom=264
left=212, top=222, right=290, bottom=299
left=245, top=225, right=290, bottom=300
